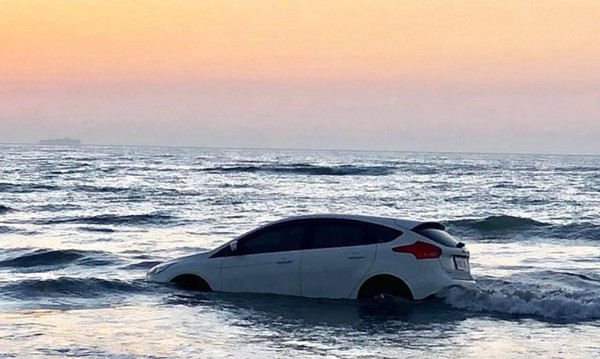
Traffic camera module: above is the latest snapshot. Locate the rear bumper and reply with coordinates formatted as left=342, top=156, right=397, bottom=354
left=447, top=278, right=478, bottom=291
left=406, top=257, right=477, bottom=300
left=409, top=276, right=477, bottom=300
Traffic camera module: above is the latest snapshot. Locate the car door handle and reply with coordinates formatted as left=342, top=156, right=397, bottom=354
left=276, top=259, right=294, bottom=264
left=347, top=255, right=366, bottom=259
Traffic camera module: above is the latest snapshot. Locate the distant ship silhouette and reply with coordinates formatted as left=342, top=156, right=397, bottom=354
left=39, top=138, right=82, bottom=146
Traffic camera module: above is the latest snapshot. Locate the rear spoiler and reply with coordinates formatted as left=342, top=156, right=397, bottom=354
left=411, top=222, right=446, bottom=231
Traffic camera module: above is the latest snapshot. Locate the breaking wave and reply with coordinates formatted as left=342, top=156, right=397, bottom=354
left=439, top=285, right=600, bottom=321
left=198, top=164, right=395, bottom=176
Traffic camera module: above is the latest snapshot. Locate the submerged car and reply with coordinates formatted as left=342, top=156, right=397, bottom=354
left=146, top=215, right=475, bottom=300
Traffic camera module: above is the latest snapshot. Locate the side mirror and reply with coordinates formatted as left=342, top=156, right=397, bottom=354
left=229, top=240, right=238, bottom=253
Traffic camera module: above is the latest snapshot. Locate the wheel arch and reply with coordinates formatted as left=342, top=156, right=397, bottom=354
left=169, top=273, right=212, bottom=291
left=356, top=274, right=414, bottom=300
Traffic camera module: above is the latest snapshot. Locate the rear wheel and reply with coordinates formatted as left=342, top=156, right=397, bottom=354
left=357, top=275, right=413, bottom=301
left=170, top=274, right=211, bottom=291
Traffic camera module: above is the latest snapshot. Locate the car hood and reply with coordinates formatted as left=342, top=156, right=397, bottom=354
left=147, top=250, right=212, bottom=278
left=150, top=250, right=210, bottom=269
left=169, top=250, right=212, bottom=264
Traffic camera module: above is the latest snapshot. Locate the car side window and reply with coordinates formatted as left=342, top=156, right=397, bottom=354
left=239, top=224, right=304, bottom=255
left=310, top=220, right=373, bottom=249
left=368, top=223, right=402, bottom=243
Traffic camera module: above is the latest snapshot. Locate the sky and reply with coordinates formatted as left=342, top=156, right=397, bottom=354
left=1, top=0, right=599, bottom=154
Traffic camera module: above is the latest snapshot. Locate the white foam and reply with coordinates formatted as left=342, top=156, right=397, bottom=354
left=439, top=286, right=600, bottom=320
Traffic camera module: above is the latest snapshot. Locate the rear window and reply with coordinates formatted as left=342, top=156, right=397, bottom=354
left=415, top=228, right=459, bottom=247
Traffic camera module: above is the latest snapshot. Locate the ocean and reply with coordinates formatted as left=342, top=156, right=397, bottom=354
left=1, top=144, right=599, bottom=358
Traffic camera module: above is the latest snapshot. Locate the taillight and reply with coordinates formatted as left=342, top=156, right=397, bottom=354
left=392, top=241, right=442, bottom=259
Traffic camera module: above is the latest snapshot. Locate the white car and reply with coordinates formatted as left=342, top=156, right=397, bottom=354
left=146, top=215, right=476, bottom=300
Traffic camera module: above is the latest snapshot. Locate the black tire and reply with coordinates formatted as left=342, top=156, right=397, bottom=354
left=357, top=275, right=413, bottom=301
left=170, top=274, right=212, bottom=291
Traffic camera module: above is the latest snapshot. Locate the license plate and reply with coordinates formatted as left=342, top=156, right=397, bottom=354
left=454, top=256, right=469, bottom=271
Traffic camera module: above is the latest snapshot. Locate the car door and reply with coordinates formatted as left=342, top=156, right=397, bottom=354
left=220, top=222, right=306, bottom=296
left=300, top=219, right=377, bottom=299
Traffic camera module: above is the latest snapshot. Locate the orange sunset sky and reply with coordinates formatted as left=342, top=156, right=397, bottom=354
left=1, top=0, right=599, bottom=153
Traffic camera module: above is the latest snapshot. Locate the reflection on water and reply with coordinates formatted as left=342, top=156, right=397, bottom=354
left=165, top=291, right=469, bottom=327
left=2, top=291, right=600, bottom=358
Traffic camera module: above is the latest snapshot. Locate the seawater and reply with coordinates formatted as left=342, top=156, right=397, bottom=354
left=1, top=144, right=599, bottom=358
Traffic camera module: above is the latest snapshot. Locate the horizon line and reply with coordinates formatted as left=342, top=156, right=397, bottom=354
left=0, top=141, right=598, bottom=157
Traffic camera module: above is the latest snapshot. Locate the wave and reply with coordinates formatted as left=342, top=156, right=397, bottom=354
left=49, top=168, right=92, bottom=175
left=542, top=270, right=600, bottom=284
left=78, top=226, right=117, bottom=233
left=0, top=248, right=119, bottom=270
left=30, top=204, right=82, bottom=212
left=0, top=226, right=38, bottom=235
left=549, top=222, right=600, bottom=241
left=447, top=215, right=548, bottom=232
left=61, top=156, right=96, bottom=162
left=401, top=166, right=439, bottom=175
left=552, top=166, right=600, bottom=173
left=492, top=182, right=536, bottom=189
left=438, top=285, right=600, bottom=321
left=0, top=205, right=14, bottom=214
left=0, top=249, right=87, bottom=268
left=445, top=215, right=600, bottom=241
left=34, top=213, right=177, bottom=226
left=100, top=166, right=120, bottom=173
left=75, top=185, right=132, bottom=193
left=0, top=183, right=60, bottom=193
left=198, top=163, right=395, bottom=176
left=1, top=277, right=145, bottom=298
left=0, top=225, right=15, bottom=233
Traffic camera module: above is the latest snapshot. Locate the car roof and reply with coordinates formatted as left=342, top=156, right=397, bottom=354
left=209, top=214, right=445, bottom=254
left=269, top=214, right=430, bottom=231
